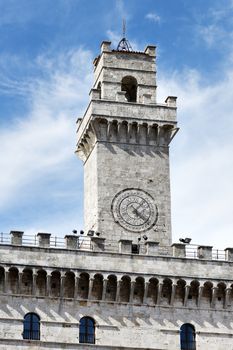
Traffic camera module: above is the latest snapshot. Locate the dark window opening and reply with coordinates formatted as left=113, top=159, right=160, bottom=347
left=23, top=313, right=40, bottom=340
left=180, top=323, right=196, bottom=350
left=79, top=317, right=95, bottom=344
left=132, top=244, right=139, bottom=254
left=97, top=82, right=101, bottom=99
left=121, top=76, right=137, bottom=102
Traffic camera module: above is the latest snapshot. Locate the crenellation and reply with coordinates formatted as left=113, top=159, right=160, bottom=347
left=10, top=231, right=24, bottom=246
left=100, top=41, right=111, bottom=53
left=198, top=245, right=213, bottom=259
left=172, top=243, right=186, bottom=258
left=225, top=247, right=233, bottom=261
left=37, top=232, right=51, bottom=248
left=165, top=96, right=177, bottom=107
left=89, top=88, right=101, bottom=100
left=144, top=45, right=156, bottom=57
left=65, top=235, right=78, bottom=249
left=91, top=237, right=106, bottom=252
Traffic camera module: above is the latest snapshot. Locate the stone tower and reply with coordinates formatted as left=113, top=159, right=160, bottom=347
left=76, top=40, right=178, bottom=246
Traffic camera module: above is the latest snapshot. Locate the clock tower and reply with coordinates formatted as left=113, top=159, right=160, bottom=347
left=76, top=40, right=178, bottom=247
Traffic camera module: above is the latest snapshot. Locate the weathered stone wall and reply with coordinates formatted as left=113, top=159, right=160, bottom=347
left=0, top=293, right=232, bottom=349
left=93, top=42, right=157, bottom=104
left=95, top=141, right=171, bottom=245
left=77, top=100, right=177, bottom=245
left=0, top=244, right=233, bottom=281
left=84, top=144, right=98, bottom=233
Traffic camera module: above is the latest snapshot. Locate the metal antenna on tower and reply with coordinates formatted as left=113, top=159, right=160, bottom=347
left=117, top=19, right=133, bottom=52
left=122, top=18, right=126, bottom=38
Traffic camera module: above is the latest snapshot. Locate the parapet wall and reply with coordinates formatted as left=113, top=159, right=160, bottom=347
left=3, top=231, right=233, bottom=262
left=0, top=232, right=233, bottom=311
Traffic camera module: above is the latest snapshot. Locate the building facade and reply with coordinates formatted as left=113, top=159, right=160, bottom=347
left=0, top=40, right=233, bottom=350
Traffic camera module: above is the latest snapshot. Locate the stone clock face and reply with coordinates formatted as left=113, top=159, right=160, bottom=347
left=111, top=188, right=158, bottom=232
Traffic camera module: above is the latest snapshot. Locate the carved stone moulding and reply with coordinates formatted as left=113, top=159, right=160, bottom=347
left=76, top=117, right=179, bottom=162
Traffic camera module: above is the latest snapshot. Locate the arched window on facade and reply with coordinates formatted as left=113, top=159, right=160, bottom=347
left=121, top=76, right=137, bottom=102
left=79, top=316, right=95, bottom=344
left=23, top=313, right=40, bottom=340
left=180, top=323, right=196, bottom=350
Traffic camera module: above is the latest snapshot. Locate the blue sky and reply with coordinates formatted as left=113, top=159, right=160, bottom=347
left=0, top=0, right=233, bottom=248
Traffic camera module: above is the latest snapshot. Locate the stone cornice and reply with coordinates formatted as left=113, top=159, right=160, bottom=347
left=76, top=116, right=178, bottom=162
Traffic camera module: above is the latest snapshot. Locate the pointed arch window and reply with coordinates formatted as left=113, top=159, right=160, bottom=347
left=79, top=316, right=95, bottom=344
left=23, top=313, right=40, bottom=340
left=180, top=323, right=196, bottom=350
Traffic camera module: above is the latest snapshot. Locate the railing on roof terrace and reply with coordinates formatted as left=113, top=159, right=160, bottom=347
left=0, top=232, right=92, bottom=250
left=0, top=232, right=232, bottom=262
left=185, top=246, right=226, bottom=261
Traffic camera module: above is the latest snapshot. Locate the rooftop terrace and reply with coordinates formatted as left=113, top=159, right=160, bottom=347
left=1, top=231, right=232, bottom=262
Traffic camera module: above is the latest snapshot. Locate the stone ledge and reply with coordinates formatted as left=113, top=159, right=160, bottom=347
left=0, top=243, right=232, bottom=265
left=0, top=338, right=163, bottom=350
left=0, top=293, right=233, bottom=313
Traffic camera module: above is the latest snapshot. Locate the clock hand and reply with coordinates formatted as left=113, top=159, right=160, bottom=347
left=133, top=207, right=147, bottom=221
left=136, top=200, right=146, bottom=210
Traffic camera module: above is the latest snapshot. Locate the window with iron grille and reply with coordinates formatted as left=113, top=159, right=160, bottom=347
left=79, top=316, right=95, bottom=344
left=180, top=323, right=196, bottom=350
left=23, top=313, right=40, bottom=340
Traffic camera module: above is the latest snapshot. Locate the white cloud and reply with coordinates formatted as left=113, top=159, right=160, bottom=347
left=106, top=30, right=122, bottom=49
left=197, top=24, right=226, bottom=48
left=0, top=47, right=93, bottom=234
left=157, top=60, right=233, bottom=249
left=195, top=2, right=233, bottom=49
left=145, top=12, right=161, bottom=23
